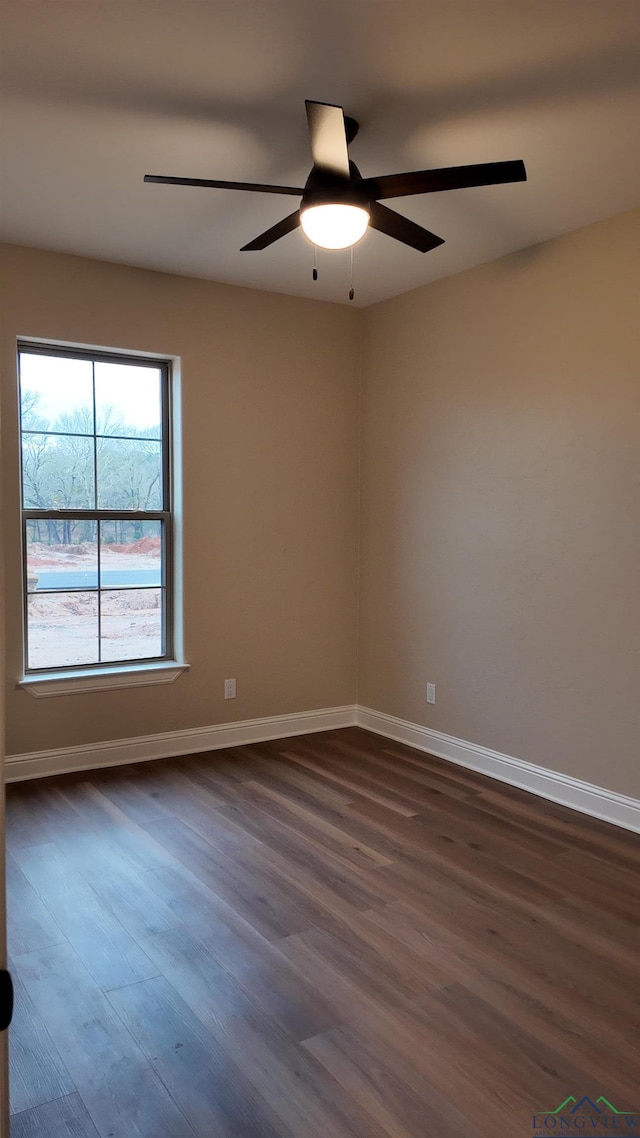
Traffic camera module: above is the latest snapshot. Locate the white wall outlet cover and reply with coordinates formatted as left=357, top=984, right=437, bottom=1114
left=426, top=683, right=436, bottom=704
left=224, top=678, right=237, bottom=699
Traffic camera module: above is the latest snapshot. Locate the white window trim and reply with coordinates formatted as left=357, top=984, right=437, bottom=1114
left=17, top=339, right=185, bottom=688
left=19, top=660, right=190, bottom=698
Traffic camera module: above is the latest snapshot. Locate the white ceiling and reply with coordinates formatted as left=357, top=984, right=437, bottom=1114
left=1, top=1, right=639, bottom=307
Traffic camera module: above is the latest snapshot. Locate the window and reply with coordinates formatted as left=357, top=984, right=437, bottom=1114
left=18, top=342, right=175, bottom=678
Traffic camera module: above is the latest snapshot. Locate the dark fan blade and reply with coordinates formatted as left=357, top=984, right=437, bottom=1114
left=305, top=101, right=350, bottom=179
left=144, top=175, right=303, bottom=196
left=361, top=160, right=527, bottom=200
left=240, top=210, right=301, bottom=251
left=368, top=202, right=444, bottom=253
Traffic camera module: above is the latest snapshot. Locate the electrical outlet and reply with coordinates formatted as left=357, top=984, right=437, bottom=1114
left=224, top=678, right=236, bottom=699
left=426, top=682, right=436, bottom=705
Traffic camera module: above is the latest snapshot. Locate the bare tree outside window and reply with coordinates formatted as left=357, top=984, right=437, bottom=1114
left=18, top=345, right=172, bottom=672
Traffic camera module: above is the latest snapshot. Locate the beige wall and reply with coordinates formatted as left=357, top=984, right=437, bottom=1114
left=0, top=245, right=361, bottom=756
left=359, top=208, right=640, bottom=797
left=2, top=211, right=639, bottom=801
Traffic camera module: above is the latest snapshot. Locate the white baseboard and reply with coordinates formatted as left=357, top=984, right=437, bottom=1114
left=6, top=701, right=639, bottom=836
left=5, top=705, right=358, bottom=782
left=356, top=706, right=640, bottom=835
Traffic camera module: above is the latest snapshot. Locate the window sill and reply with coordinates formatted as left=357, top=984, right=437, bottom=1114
left=19, top=661, right=189, bottom=698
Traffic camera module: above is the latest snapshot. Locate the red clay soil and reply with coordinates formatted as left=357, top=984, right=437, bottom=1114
left=103, top=536, right=161, bottom=555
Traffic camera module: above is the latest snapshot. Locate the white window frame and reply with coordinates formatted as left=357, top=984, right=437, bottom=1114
left=17, top=340, right=187, bottom=696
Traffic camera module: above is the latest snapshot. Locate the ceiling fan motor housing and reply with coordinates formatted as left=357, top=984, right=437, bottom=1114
left=301, top=163, right=369, bottom=212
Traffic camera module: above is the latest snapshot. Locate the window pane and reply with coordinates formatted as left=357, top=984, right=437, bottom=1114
left=21, top=433, right=95, bottom=509
left=95, top=362, right=161, bottom=440
left=26, top=520, right=98, bottom=592
left=21, top=433, right=58, bottom=508
left=19, top=344, right=172, bottom=675
left=20, top=353, right=94, bottom=434
left=96, top=437, right=162, bottom=509
left=100, top=588, right=163, bottom=662
left=100, top=520, right=162, bottom=588
left=27, top=592, right=99, bottom=669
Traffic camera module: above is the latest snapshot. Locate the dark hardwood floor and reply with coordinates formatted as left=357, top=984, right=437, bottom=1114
left=6, top=727, right=640, bottom=1137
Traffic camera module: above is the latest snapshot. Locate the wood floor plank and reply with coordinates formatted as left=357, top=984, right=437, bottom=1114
left=286, top=923, right=431, bottom=1010
left=158, top=782, right=260, bottom=856
left=215, top=794, right=397, bottom=911
left=11, top=1093, right=101, bottom=1138
left=324, top=737, right=485, bottom=808
left=84, top=769, right=174, bottom=825
left=329, top=995, right=540, bottom=1135
left=142, top=858, right=296, bottom=947
left=187, top=914, right=340, bottom=1040
left=555, top=843, right=640, bottom=902
left=126, top=763, right=261, bottom=854
left=442, top=966, right=640, bottom=1101
left=17, top=803, right=184, bottom=942
left=13, top=780, right=174, bottom=881
left=230, top=838, right=394, bottom=934
left=142, top=815, right=320, bottom=940
left=368, top=894, right=640, bottom=1045
left=475, top=775, right=640, bottom=863
left=6, top=852, right=65, bottom=958
left=5, top=788, right=58, bottom=852
left=235, top=779, right=395, bottom=870
left=203, top=1005, right=391, bottom=1138
left=304, top=1023, right=478, bottom=1138
left=7, top=726, right=640, bottom=1138
left=365, top=807, right=566, bottom=908
left=238, top=742, right=356, bottom=809
left=9, top=972, right=76, bottom=1116
left=137, top=924, right=256, bottom=1025
left=13, top=842, right=159, bottom=991
left=412, top=982, right=612, bottom=1109
left=543, top=892, right=639, bottom=959
left=278, top=746, right=426, bottom=808
left=14, top=941, right=197, bottom=1138
left=278, top=928, right=390, bottom=1026
left=108, top=975, right=288, bottom=1138
left=364, top=741, right=487, bottom=797
left=277, top=744, right=427, bottom=816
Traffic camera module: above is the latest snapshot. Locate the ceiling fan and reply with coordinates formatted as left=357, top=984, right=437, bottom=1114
left=145, top=100, right=527, bottom=255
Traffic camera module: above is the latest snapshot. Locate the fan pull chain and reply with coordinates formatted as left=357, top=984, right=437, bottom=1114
left=349, top=248, right=355, bottom=301
left=312, top=246, right=318, bottom=281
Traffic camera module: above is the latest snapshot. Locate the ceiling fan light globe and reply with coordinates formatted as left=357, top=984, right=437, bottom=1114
left=300, top=203, right=370, bottom=250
